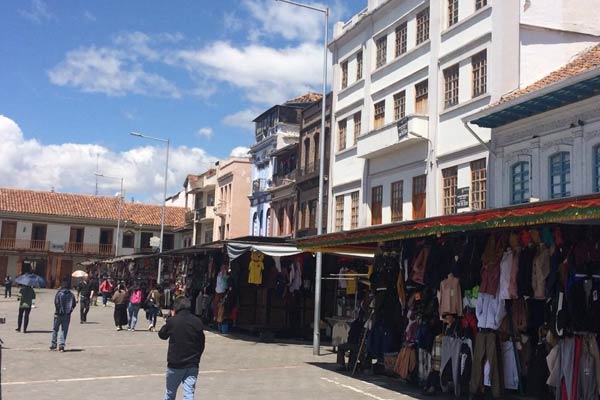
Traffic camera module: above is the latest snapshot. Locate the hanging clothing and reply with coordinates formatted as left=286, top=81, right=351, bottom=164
left=498, top=249, right=513, bottom=300
left=502, top=341, right=519, bottom=390
left=518, top=246, right=535, bottom=297
left=527, top=341, right=550, bottom=398
left=338, top=267, right=348, bottom=289
left=248, top=256, right=264, bottom=285
left=547, top=337, right=575, bottom=400
left=346, top=269, right=357, bottom=295
left=475, top=293, right=506, bottom=330
left=418, top=348, right=432, bottom=384
left=439, top=275, right=463, bottom=317
left=567, top=277, right=600, bottom=333
left=395, top=345, right=417, bottom=380
left=290, top=263, right=302, bottom=292
left=410, top=245, right=430, bottom=285
left=471, top=331, right=501, bottom=398
left=532, top=245, right=551, bottom=299
left=215, top=270, right=229, bottom=294
left=440, top=336, right=472, bottom=397
left=480, top=261, right=501, bottom=296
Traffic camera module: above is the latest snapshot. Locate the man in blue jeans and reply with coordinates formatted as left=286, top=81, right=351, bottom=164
left=159, top=296, right=205, bottom=400
left=50, top=279, right=76, bottom=352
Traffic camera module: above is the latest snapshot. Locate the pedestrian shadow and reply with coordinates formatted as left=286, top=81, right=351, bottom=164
left=24, top=330, right=52, bottom=334
left=81, top=322, right=100, bottom=325
left=63, top=349, right=84, bottom=352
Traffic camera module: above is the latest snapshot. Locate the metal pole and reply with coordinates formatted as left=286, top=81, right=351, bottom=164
left=313, top=7, right=328, bottom=357
left=115, top=178, right=123, bottom=257
left=157, top=140, right=169, bottom=284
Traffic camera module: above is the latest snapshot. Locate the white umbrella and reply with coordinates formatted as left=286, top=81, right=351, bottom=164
left=71, top=270, right=88, bottom=278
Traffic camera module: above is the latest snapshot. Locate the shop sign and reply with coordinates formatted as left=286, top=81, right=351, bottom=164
left=150, top=236, right=161, bottom=248
left=397, top=117, right=409, bottom=139
left=456, top=187, right=470, bottom=209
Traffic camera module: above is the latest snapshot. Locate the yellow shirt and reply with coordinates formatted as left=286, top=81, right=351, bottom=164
left=248, top=261, right=264, bottom=285
left=346, top=269, right=357, bottom=295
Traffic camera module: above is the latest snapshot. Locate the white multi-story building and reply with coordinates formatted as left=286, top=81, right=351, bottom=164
left=327, top=0, right=600, bottom=232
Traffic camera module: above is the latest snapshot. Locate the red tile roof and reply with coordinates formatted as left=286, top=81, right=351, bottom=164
left=498, top=43, right=600, bottom=104
left=285, top=92, right=322, bottom=104
left=0, top=188, right=185, bottom=228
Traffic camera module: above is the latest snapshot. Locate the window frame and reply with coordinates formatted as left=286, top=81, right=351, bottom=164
left=444, top=64, right=460, bottom=109
left=376, top=35, right=387, bottom=68
left=395, top=22, right=407, bottom=57
left=549, top=151, right=571, bottom=199
left=472, top=50, right=488, bottom=98
left=341, top=60, right=348, bottom=89
left=511, top=161, right=530, bottom=204
left=374, top=100, right=386, bottom=129
left=122, top=231, right=135, bottom=249
left=356, top=50, right=363, bottom=80
left=415, top=80, right=429, bottom=114
left=393, top=91, right=406, bottom=121
left=475, top=0, right=488, bottom=10
left=350, top=191, right=359, bottom=229
left=448, top=0, right=459, bottom=27
left=337, top=119, right=347, bottom=151
left=442, top=167, right=458, bottom=215
left=391, top=180, right=403, bottom=223
left=353, top=112, right=362, bottom=144
left=412, top=175, right=427, bottom=220
left=371, top=186, right=383, bottom=225
left=470, top=158, right=487, bottom=210
left=335, top=195, right=344, bottom=232
left=416, top=8, right=430, bottom=45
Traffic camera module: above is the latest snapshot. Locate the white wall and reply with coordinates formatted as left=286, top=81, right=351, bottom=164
left=520, top=0, right=600, bottom=36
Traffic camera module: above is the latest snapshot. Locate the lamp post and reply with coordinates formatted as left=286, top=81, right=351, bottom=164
left=130, top=131, right=170, bottom=284
left=275, top=0, right=329, bottom=356
left=95, top=173, right=124, bottom=257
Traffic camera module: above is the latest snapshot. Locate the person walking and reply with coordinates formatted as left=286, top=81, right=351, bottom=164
left=146, top=285, right=161, bottom=331
left=50, top=279, right=76, bottom=352
left=158, top=297, right=205, bottom=400
left=16, top=284, right=35, bottom=333
left=127, top=285, right=143, bottom=331
left=4, top=275, right=12, bottom=298
left=76, top=278, right=94, bottom=323
left=99, top=278, right=113, bottom=307
left=89, top=276, right=99, bottom=306
left=112, top=283, right=129, bottom=331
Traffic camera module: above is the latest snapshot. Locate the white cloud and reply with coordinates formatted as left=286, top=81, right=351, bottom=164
left=48, top=46, right=180, bottom=98
left=0, top=115, right=216, bottom=203
left=196, top=127, right=213, bottom=139
left=19, top=0, right=52, bottom=23
left=230, top=146, right=250, bottom=158
left=83, top=10, right=96, bottom=22
left=222, top=109, right=258, bottom=131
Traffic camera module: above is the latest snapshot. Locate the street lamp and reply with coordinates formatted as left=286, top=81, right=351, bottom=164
left=275, top=0, right=329, bottom=356
left=95, top=173, right=124, bottom=257
left=130, top=131, right=170, bottom=284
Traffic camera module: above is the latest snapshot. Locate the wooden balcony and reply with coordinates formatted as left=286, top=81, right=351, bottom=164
left=0, top=239, right=49, bottom=251
left=64, top=242, right=114, bottom=256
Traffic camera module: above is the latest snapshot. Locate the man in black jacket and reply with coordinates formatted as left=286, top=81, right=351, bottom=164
left=159, top=296, right=205, bottom=400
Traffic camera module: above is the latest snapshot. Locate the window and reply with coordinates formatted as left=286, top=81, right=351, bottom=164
left=391, top=181, right=403, bottom=222
left=341, top=60, right=348, bottom=89
left=204, top=230, right=213, bottom=243
left=595, top=145, right=600, bottom=192
left=443, top=167, right=458, bottom=215
left=299, top=202, right=306, bottom=229
left=353, top=112, right=362, bottom=144
left=395, top=22, right=407, bottom=57
left=476, top=0, right=488, bottom=10
left=416, top=8, right=430, bottom=45
left=338, top=119, right=347, bottom=151
left=162, top=234, right=174, bottom=251
left=412, top=175, right=427, bottom=219
left=511, top=161, right=530, bottom=204
left=376, top=36, right=387, bottom=68
left=277, top=207, right=285, bottom=235
left=140, top=232, right=153, bottom=249
left=550, top=152, right=571, bottom=198
left=356, top=50, right=363, bottom=80
left=309, top=200, right=317, bottom=229
left=122, top=231, right=135, bottom=248
left=448, top=0, right=458, bottom=27
left=415, top=80, right=428, bottom=114
left=351, top=191, right=359, bottom=229
left=471, top=159, right=487, bottom=210
left=394, top=91, right=406, bottom=121
left=335, top=195, right=344, bottom=232
left=444, top=65, right=459, bottom=108
left=371, top=186, right=383, bottom=225
left=374, top=100, right=385, bottom=129
left=472, top=51, right=487, bottom=97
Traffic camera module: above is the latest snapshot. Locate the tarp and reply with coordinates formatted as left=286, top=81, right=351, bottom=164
left=227, top=241, right=303, bottom=261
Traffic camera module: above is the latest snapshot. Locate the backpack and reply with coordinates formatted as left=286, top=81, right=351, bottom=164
left=55, top=289, right=75, bottom=315
left=130, top=290, right=142, bottom=305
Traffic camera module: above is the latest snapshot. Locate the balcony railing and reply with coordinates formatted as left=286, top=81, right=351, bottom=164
left=252, top=178, right=269, bottom=194
left=64, top=242, right=115, bottom=256
left=197, top=207, right=207, bottom=219
left=185, top=210, right=195, bottom=225
left=272, top=170, right=296, bottom=188
left=0, top=238, right=50, bottom=251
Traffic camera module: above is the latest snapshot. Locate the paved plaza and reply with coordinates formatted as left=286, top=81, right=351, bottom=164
left=0, top=290, right=421, bottom=400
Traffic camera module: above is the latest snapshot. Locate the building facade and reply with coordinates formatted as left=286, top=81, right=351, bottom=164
left=269, top=143, right=298, bottom=238
left=296, top=93, right=332, bottom=238
left=0, top=188, right=185, bottom=286
left=469, top=44, right=600, bottom=207
left=327, top=0, right=600, bottom=233
left=216, top=157, right=252, bottom=241
left=248, top=94, right=321, bottom=236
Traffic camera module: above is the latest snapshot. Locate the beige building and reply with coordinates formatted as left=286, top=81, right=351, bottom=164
left=215, top=157, right=252, bottom=241
left=0, top=188, right=185, bottom=286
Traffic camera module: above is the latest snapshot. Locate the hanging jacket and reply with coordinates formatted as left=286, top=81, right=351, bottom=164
left=475, top=293, right=506, bottom=330
left=532, top=245, right=550, bottom=299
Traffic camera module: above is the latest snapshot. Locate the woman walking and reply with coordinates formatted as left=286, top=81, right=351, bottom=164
left=16, top=284, right=35, bottom=333
left=127, top=285, right=143, bottom=331
left=145, top=285, right=161, bottom=331
left=111, top=284, right=129, bottom=331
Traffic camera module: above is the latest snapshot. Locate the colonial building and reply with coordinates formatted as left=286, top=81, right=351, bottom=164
left=0, top=188, right=185, bottom=286
left=296, top=93, right=332, bottom=238
left=327, top=0, right=600, bottom=232
left=469, top=43, right=600, bottom=207
left=216, top=157, right=252, bottom=241
left=269, top=143, right=298, bottom=238
left=248, top=93, right=321, bottom=236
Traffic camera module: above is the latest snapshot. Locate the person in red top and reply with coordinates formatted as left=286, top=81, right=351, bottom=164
left=99, top=278, right=114, bottom=307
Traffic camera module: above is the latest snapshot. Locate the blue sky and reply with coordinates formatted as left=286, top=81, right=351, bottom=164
left=0, top=0, right=363, bottom=202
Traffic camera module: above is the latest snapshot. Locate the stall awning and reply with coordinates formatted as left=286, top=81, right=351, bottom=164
left=97, top=253, right=155, bottom=264
left=297, top=194, right=600, bottom=251
left=227, top=241, right=303, bottom=261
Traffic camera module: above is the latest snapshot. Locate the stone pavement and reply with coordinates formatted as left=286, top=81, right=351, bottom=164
left=0, top=289, right=423, bottom=400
